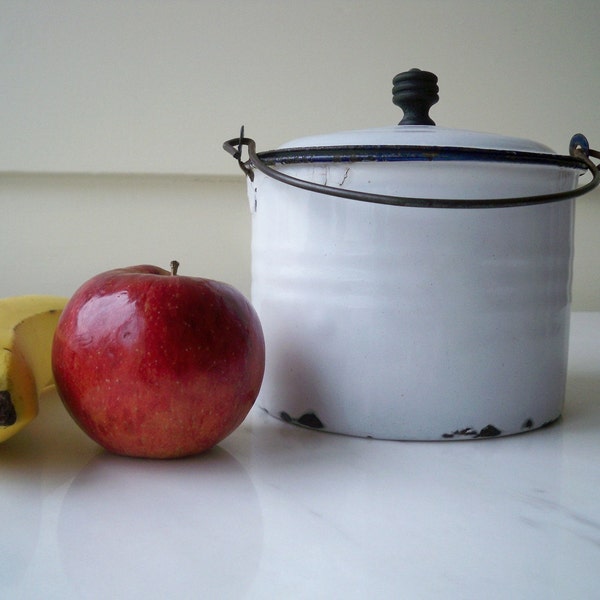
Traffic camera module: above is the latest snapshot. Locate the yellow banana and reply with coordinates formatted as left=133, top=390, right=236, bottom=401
left=0, top=295, right=68, bottom=442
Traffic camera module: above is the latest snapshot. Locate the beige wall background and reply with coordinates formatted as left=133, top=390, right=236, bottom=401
left=2, top=0, right=599, bottom=308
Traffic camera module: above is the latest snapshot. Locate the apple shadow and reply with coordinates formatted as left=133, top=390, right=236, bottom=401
left=1, top=386, right=95, bottom=451
left=0, top=388, right=103, bottom=491
left=0, top=389, right=102, bottom=592
left=56, top=447, right=263, bottom=599
left=0, top=441, right=43, bottom=592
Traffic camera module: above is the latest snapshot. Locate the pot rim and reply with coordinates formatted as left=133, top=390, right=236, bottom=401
left=224, top=133, right=600, bottom=209
left=256, top=144, right=587, bottom=171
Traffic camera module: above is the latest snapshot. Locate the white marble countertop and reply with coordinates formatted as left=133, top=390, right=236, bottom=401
left=2, top=312, right=599, bottom=600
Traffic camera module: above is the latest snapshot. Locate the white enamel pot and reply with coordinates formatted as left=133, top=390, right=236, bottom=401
left=224, top=68, right=600, bottom=440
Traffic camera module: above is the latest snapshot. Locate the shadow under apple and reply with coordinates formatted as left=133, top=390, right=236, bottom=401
left=57, top=447, right=263, bottom=599
left=0, top=434, right=42, bottom=591
left=0, top=386, right=99, bottom=591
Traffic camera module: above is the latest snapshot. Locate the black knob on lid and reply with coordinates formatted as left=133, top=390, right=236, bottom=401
left=393, top=68, right=439, bottom=126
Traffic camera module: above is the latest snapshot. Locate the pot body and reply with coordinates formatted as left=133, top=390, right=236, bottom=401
left=249, top=160, right=578, bottom=439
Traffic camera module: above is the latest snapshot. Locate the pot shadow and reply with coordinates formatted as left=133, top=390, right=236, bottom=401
left=56, top=446, right=263, bottom=599
left=562, top=370, right=600, bottom=433
left=259, top=341, right=335, bottom=435
left=562, top=313, right=600, bottom=434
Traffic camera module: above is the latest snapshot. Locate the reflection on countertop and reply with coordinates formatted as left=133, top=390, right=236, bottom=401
left=1, top=313, right=599, bottom=600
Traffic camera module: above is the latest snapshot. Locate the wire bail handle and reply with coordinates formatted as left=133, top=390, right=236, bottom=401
left=227, top=126, right=255, bottom=182
left=223, top=130, right=600, bottom=209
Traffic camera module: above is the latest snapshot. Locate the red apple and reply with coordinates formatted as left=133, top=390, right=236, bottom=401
left=52, top=261, right=265, bottom=459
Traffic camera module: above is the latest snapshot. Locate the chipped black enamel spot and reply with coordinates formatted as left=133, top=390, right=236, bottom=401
left=443, top=424, right=502, bottom=439
left=0, top=390, right=17, bottom=427
left=442, top=427, right=478, bottom=439
left=458, top=427, right=477, bottom=437
left=279, top=410, right=324, bottom=430
left=297, top=412, right=324, bottom=429
left=477, top=424, right=502, bottom=438
left=522, top=418, right=534, bottom=429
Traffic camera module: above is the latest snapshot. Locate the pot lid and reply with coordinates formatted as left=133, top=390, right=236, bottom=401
left=277, top=125, right=557, bottom=155
left=266, top=68, right=582, bottom=169
left=223, top=68, right=599, bottom=208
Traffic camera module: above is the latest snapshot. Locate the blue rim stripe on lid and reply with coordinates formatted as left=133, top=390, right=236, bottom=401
left=257, top=145, right=586, bottom=170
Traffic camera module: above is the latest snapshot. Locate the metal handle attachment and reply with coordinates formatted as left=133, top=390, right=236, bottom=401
left=223, top=129, right=600, bottom=209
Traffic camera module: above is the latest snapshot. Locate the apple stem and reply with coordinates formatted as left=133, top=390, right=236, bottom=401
left=170, top=260, right=180, bottom=276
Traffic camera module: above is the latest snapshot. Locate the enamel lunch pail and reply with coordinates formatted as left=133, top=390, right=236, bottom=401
left=224, top=68, right=599, bottom=440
